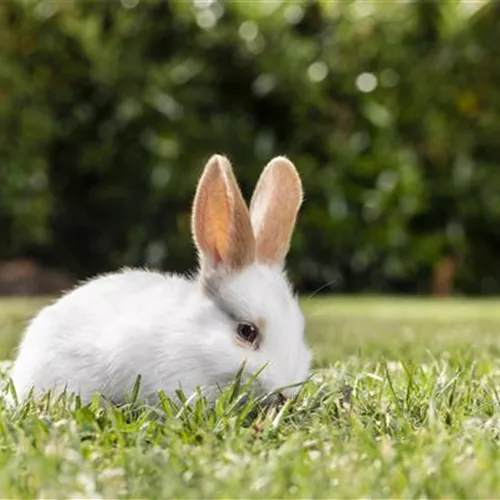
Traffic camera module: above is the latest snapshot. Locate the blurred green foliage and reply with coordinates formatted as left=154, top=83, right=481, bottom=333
left=0, top=0, right=499, bottom=294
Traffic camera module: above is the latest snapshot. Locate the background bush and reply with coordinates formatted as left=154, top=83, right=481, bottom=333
left=0, top=0, right=499, bottom=294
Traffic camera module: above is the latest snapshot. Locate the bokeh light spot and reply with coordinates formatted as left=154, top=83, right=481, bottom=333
left=252, top=74, right=277, bottom=96
left=284, top=4, right=304, bottom=25
left=121, top=0, right=139, bottom=9
left=356, top=72, right=377, bottom=93
left=196, top=9, right=217, bottom=30
left=308, top=61, right=328, bottom=83
left=238, top=21, right=259, bottom=42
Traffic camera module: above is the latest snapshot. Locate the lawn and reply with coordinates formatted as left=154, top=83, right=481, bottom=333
left=1, top=296, right=500, bottom=498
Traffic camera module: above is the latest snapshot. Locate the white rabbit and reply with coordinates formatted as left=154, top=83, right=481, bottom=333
left=9, top=155, right=312, bottom=405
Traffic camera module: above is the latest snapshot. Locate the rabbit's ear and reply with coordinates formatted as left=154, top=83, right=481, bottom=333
left=192, top=154, right=255, bottom=273
left=250, top=156, right=303, bottom=267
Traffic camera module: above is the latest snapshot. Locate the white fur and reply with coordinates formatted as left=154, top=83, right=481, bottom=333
left=10, top=265, right=311, bottom=404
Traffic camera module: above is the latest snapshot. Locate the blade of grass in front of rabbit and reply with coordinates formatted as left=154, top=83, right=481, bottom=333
left=131, top=374, right=142, bottom=405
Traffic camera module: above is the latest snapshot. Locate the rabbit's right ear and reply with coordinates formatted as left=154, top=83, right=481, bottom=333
left=250, top=156, right=303, bottom=267
left=192, top=155, right=255, bottom=273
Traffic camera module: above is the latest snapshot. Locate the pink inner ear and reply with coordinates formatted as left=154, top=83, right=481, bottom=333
left=212, top=247, right=222, bottom=266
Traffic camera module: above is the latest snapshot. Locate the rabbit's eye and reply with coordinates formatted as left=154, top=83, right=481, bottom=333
left=237, top=321, right=260, bottom=347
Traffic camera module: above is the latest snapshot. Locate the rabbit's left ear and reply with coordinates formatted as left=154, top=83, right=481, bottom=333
left=250, top=156, right=303, bottom=267
left=192, top=155, right=255, bottom=273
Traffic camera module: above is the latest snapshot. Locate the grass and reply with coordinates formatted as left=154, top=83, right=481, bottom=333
left=1, top=296, right=500, bottom=498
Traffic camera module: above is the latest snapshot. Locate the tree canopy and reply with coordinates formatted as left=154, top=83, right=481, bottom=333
left=0, top=0, right=498, bottom=294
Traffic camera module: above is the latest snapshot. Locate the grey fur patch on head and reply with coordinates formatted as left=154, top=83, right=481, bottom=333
left=200, top=271, right=239, bottom=322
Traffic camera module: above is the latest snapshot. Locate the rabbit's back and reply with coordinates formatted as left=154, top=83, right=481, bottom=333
left=10, top=269, right=195, bottom=403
